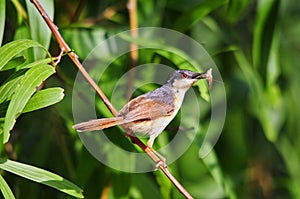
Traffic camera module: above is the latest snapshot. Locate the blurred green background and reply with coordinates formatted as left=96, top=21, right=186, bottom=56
left=1, top=0, right=300, bottom=198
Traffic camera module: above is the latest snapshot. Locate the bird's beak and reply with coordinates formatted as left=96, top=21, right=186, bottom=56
left=193, top=68, right=213, bottom=89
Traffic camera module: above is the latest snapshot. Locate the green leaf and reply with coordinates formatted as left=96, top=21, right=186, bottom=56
left=253, top=0, right=280, bottom=72
left=0, top=71, right=25, bottom=104
left=0, top=158, right=84, bottom=198
left=19, top=57, right=52, bottom=69
left=0, top=0, right=5, bottom=46
left=0, top=175, right=15, bottom=199
left=1, top=57, right=52, bottom=72
left=173, top=0, right=228, bottom=32
left=26, top=0, right=54, bottom=60
left=3, top=64, right=55, bottom=143
left=0, top=39, right=45, bottom=71
left=1, top=56, right=26, bottom=71
left=225, top=0, right=251, bottom=23
left=23, top=87, right=64, bottom=113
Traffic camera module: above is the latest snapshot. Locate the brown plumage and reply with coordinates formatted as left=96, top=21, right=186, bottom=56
left=73, top=69, right=213, bottom=147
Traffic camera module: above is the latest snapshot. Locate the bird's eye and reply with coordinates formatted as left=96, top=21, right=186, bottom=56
left=181, top=73, right=188, bottom=78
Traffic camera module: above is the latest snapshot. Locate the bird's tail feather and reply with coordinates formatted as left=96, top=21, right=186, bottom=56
left=73, top=117, right=124, bottom=132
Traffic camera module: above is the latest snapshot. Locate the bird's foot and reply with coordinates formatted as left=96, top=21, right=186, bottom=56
left=148, top=147, right=167, bottom=169
left=155, top=158, right=167, bottom=169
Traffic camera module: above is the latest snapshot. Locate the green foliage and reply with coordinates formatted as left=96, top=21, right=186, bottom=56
left=0, top=158, right=83, bottom=198
left=0, top=40, right=54, bottom=142
left=0, top=38, right=79, bottom=197
left=173, top=0, right=228, bottom=32
left=25, top=0, right=54, bottom=60
left=1, top=0, right=299, bottom=198
left=3, top=64, right=55, bottom=142
left=22, top=87, right=64, bottom=113
left=0, top=174, right=15, bottom=199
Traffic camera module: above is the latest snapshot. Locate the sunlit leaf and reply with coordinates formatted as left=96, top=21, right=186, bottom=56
left=3, top=64, right=55, bottom=143
left=0, top=158, right=84, bottom=198
left=1, top=56, right=26, bottom=71
left=19, top=57, right=52, bottom=69
left=0, top=175, right=15, bottom=199
left=0, top=39, right=45, bottom=71
left=22, top=87, right=64, bottom=113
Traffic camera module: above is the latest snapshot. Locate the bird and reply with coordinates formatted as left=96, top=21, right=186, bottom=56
left=73, top=68, right=212, bottom=148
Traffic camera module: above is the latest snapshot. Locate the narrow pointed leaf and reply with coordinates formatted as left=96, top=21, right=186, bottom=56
left=19, top=57, right=52, bottom=69
left=0, top=175, right=15, bottom=199
left=1, top=56, right=26, bottom=71
left=0, top=39, right=44, bottom=70
left=3, top=64, right=55, bottom=143
left=23, top=87, right=64, bottom=113
left=0, top=158, right=84, bottom=198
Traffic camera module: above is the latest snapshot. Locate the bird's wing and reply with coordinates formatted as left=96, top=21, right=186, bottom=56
left=118, top=95, right=174, bottom=123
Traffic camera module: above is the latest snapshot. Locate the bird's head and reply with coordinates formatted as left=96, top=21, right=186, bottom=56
left=166, top=69, right=212, bottom=90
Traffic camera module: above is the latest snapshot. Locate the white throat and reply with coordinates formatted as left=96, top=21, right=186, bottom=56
left=173, top=87, right=188, bottom=109
left=171, top=78, right=195, bottom=112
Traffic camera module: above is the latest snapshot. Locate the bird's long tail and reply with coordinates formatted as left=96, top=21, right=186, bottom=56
left=73, top=117, right=124, bottom=132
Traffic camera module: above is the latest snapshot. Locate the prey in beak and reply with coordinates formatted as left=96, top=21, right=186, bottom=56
left=193, top=68, right=213, bottom=89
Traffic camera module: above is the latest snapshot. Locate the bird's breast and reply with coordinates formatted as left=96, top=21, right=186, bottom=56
left=172, top=88, right=186, bottom=114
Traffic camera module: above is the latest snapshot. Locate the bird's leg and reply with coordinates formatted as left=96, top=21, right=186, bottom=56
left=147, top=138, right=167, bottom=168
left=126, top=131, right=167, bottom=168
left=148, top=147, right=167, bottom=168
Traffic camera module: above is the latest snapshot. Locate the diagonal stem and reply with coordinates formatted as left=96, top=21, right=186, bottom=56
left=30, top=1, right=194, bottom=198
left=30, top=0, right=118, bottom=116
left=126, top=0, right=139, bottom=100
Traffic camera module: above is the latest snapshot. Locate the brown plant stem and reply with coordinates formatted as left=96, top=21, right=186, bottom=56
left=30, top=1, right=194, bottom=198
left=126, top=0, right=138, bottom=100
left=30, top=0, right=118, bottom=116
left=127, top=0, right=138, bottom=66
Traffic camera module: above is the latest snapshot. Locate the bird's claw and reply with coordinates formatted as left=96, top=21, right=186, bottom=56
left=155, top=158, right=167, bottom=169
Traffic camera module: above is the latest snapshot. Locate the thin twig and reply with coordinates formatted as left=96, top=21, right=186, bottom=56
left=127, top=0, right=138, bottom=65
left=126, top=0, right=138, bottom=100
left=30, top=0, right=118, bottom=116
left=30, top=1, right=193, bottom=198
